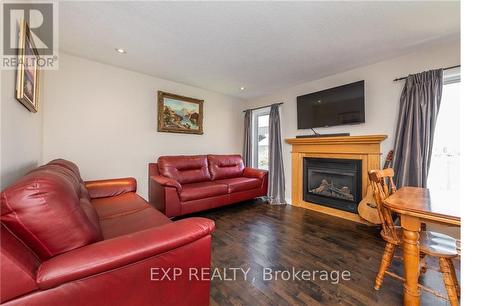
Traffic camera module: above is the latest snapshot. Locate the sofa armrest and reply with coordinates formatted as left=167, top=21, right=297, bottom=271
left=243, top=167, right=268, bottom=180
left=150, top=175, right=182, bottom=194
left=37, top=217, right=215, bottom=289
left=85, top=177, right=137, bottom=199
left=149, top=176, right=182, bottom=216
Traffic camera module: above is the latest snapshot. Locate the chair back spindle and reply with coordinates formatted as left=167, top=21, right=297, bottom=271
left=368, top=169, right=398, bottom=243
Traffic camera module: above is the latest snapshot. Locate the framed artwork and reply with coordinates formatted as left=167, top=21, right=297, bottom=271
left=16, top=21, right=41, bottom=112
left=157, top=91, right=204, bottom=134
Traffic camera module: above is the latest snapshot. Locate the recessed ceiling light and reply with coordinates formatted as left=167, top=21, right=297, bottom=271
left=240, top=86, right=245, bottom=90
left=115, top=48, right=126, bottom=54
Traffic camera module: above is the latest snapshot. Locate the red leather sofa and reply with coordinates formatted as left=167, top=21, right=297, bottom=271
left=149, top=154, right=268, bottom=218
left=1, top=159, right=215, bottom=306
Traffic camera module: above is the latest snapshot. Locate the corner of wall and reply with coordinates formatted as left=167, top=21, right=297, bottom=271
left=1, top=68, right=44, bottom=190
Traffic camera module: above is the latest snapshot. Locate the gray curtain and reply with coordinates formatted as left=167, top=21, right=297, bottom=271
left=242, top=110, right=252, bottom=166
left=393, top=69, right=443, bottom=188
left=268, top=104, right=286, bottom=205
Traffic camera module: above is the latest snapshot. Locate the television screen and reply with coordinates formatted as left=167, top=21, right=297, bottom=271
left=297, top=80, right=365, bottom=129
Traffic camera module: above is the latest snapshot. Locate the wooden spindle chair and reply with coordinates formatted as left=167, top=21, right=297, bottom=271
left=368, top=169, right=460, bottom=306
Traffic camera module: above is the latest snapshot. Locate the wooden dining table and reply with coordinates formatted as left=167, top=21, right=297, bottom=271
left=384, top=187, right=460, bottom=306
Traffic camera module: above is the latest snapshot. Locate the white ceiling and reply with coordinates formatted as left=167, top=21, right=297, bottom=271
left=59, top=1, right=460, bottom=99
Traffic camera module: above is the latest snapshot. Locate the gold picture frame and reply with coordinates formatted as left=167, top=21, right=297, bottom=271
left=16, top=21, right=40, bottom=112
left=157, top=91, right=204, bottom=134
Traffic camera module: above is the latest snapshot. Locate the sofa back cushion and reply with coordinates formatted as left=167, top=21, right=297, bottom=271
left=157, top=155, right=211, bottom=184
left=46, top=159, right=101, bottom=233
left=208, top=155, right=245, bottom=180
left=0, top=163, right=102, bottom=260
left=47, top=159, right=83, bottom=182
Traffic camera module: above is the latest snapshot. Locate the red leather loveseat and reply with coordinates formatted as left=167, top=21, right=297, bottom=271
left=149, top=154, right=268, bottom=218
left=1, top=159, right=214, bottom=306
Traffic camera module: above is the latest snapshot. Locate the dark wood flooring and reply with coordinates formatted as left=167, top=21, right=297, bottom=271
left=187, top=199, right=459, bottom=306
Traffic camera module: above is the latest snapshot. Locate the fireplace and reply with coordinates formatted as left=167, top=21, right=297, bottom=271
left=303, top=158, right=362, bottom=213
left=286, top=135, right=386, bottom=223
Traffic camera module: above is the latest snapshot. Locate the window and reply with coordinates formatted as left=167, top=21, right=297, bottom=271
left=252, top=107, right=270, bottom=170
left=427, top=68, right=460, bottom=191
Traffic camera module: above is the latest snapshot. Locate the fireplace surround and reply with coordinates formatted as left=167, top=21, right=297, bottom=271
left=286, top=135, right=387, bottom=223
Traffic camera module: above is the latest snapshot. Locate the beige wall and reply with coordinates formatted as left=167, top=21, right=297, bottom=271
left=0, top=70, right=44, bottom=190
left=42, top=53, right=244, bottom=197
left=244, top=39, right=460, bottom=203
left=2, top=39, right=460, bottom=205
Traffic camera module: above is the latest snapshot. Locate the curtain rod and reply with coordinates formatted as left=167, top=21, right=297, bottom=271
left=393, top=65, right=461, bottom=82
left=242, top=102, right=283, bottom=113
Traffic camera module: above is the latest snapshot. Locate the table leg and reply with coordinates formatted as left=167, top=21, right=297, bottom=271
left=401, top=215, right=421, bottom=306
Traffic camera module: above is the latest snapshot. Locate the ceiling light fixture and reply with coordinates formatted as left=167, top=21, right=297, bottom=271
left=240, top=86, right=245, bottom=90
left=115, top=48, right=126, bottom=54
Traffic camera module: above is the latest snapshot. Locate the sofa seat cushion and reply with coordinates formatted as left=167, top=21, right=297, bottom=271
left=95, top=196, right=170, bottom=240
left=215, top=177, right=261, bottom=193
left=93, top=192, right=171, bottom=239
left=99, top=208, right=171, bottom=239
left=180, top=182, right=228, bottom=202
left=91, top=192, right=150, bottom=219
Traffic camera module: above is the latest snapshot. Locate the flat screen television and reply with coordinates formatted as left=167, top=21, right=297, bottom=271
left=297, top=80, right=365, bottom=129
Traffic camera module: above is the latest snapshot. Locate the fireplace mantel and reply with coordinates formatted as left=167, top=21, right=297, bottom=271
left=285, top=134, right=387, bottom=223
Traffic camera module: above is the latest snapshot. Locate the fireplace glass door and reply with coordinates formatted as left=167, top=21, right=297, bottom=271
left=303, top=158, right=362, bottom=213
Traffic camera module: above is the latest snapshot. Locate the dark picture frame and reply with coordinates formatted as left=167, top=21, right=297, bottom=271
left=157, top=91, right=204, bottom=134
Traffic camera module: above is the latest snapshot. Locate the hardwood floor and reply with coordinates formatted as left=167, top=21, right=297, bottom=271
left=186, top=199, right=460, bottom=306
